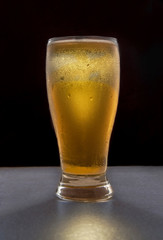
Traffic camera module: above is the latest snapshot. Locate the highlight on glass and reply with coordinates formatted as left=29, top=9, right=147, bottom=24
left=46, top=36, right=120, bottom=202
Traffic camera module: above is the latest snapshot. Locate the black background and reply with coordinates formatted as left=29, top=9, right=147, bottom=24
left=0, top=0, right=163, bottom=166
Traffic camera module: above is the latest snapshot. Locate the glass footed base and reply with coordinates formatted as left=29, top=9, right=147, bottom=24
left=56, top=172, right=113, bottom=202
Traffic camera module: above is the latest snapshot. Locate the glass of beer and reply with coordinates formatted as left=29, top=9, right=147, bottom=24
left=46, top=36, right=120, bottom=202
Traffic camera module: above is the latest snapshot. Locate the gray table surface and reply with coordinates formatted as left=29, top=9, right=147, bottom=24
left=0, top=167, right=163, bottom=240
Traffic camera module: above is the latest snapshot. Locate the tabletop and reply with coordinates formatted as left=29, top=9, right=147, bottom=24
left=0, top=166, right=163, bottom=240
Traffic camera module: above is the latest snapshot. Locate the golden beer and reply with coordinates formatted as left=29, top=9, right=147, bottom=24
left=46, top=36, right=120, bottom=201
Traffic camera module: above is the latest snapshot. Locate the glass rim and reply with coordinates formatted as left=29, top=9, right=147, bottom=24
left=47, top=36, right=118, bottom=46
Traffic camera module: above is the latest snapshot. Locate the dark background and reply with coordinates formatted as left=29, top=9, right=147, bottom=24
left=0, top=0, right=162, bottom=166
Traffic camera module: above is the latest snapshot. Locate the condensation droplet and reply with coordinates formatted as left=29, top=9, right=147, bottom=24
left=67, top=94, right=71, bottom=99
left=87, top=64, right=90, bottom=67
left=90, top=97, right=93, bottom=101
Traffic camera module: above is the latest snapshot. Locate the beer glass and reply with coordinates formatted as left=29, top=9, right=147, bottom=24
left=46, top=36, right=120, bottom=202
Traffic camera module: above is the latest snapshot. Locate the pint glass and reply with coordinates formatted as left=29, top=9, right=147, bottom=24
left=46, top=36, right=120, bottom=201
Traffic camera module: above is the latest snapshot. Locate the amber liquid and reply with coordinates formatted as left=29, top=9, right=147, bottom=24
left=47, top=40, right=119, bottom=175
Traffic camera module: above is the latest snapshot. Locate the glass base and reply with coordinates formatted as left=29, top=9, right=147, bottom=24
left=56, top=172, right=113, bottom=202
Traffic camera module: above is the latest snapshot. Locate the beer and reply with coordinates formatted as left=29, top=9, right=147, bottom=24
left=46, top=39, right=119, bottom=175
